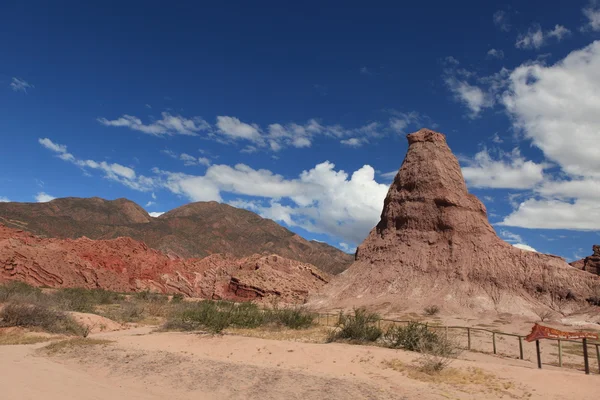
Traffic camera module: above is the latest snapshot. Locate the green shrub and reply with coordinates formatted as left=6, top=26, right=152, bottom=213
left=382, top=322, right=440, bottom=351
left=270, top=308, right=315, bottom=329
left=0, top=303, right=84, bottom=335
left=50, top=288, right=124, bottom=313
left=170, top=293, right=184, bottom=303
left=327, top=308, right=382, bottom=343
left=0, top=281, right=42, bottom=303
left=134, top=290, right=168, bottom=303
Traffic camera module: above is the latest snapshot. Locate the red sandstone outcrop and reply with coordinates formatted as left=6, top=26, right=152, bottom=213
left=311, top=129, right=600, bottom=316
left=570, top=245, right=600, bottom=276
left=0, top=225, right=328, bottom=304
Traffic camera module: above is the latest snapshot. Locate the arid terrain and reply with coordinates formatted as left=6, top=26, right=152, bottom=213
left=1, top=317, right=599, bottom=400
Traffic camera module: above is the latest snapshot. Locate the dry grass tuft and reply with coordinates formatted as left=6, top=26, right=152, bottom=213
left=0, top=331, right=53, bottom=345
left=382, top=359, right=523, bottom=398
left=41, top=338, right=114, bottom=355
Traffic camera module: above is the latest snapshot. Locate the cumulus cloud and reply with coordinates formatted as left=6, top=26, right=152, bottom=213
left=9, top=77, right=34, bottom=93
left=499, top=41, right=600, bottom=230
left=515, top=24, right=571, bottom=50
left=35, top=192, right=55, bottom=203
left=0, top=196, right=10, bottom=202
left=149, top=212, right=164, bottom=217
left=461, top=148, right=546, bottom=189
left=97, top=112, right=210, bottom=136
left=493, top=10, right=511, bottom=32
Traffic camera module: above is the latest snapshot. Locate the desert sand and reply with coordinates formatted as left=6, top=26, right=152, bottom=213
left=1, top=324, right=598, bottom=400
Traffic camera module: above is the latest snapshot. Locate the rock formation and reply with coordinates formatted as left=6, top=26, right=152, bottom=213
left=311, top=129, right=600, bottom=316
left=570, top=245, right=600, bottom=276
left=0, top=198, right=352, bottom=274
left=0, top=224, right=329, bottom=304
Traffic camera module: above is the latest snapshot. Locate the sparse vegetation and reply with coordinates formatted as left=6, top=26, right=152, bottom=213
left=381, top=322, right=440, bottom=351
left=164, top=300, right=316, bottom=334
left=41, top=338, right=113, bottom=354
left=326, top=308, right=383, bottom=343
left=0, top=303, right=84, bottom=335
left=423, top=305, right=440, bottom=316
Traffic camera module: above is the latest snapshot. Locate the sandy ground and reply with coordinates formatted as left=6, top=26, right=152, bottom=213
left=1, top=325, right=599, bottom=400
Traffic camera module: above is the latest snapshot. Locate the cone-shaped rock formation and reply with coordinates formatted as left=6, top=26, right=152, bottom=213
left=312, top=129, right=599, bottom=316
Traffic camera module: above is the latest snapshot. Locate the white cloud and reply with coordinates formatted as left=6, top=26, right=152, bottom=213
left=503, top=41, right=600, bottom=178
left=145, top=201, right=156, bottom=207
left=461, top=148, right=546, bottom=189
left=216, top=116, right=263, bottom=143
left=35, top=192, right=55, bottom=203
left=515, top=24, right=571, bottom=50
left=97, top=112, right=210, bottom=136
left=341, top=138, right=367, bottom=147
left=39, top=138, right=153, bottom=191
left=487, top=49, right=505, bottom=59
left=156, top=162, right=389, bottom=245
left=582, top=2, right=600, bottom=31
left=445, top=76, right=494, bottom=118
left=493, top=10, right=511, bottom=32
left=379, top=170, right=398, bottom=180
left=501, top=199, right=600, bottom=230
left=0, top=197, right=9, bottom=202
left=513, top=243, right=538, bottom=252
left=9, top=77, right=34, bottom=93
left=149, top=212, right=164, bottom=217
left=339, top=242, right=356, bottom=253
left=163, top=150, right=211, bottom=167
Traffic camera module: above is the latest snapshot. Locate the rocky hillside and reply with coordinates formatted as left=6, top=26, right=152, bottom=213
left=0, top=198, right=353, bottom=275
left=571, top=245, right=600, bottom=276
left=0, top=224, right=329, bottom=303
left=311, top=129, right=600, bottom=317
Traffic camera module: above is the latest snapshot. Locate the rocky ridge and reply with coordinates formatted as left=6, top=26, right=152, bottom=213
left=0, top=224, right=329, bottom=303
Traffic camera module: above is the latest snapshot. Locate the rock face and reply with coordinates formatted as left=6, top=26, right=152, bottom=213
left=311, top=129, right=600, bottom=316
left=570, top=246, right=600, bottom=276
left=0, top=224, right=329, bottom=304
left=0, top=198, right=353, bottom=275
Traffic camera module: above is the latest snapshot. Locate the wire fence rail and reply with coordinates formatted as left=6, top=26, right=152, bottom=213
left=314, top=312, right=600, bottom=376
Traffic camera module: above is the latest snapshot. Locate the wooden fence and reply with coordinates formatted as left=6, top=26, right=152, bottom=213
left=314, top=313, right=600, bottom=375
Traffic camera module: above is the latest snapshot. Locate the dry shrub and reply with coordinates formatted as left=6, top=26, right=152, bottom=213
left=41, top=338, right=113, bottom=355
left=326, top=308, right=382, bottom=343
left=0, top=303, right=84, bottom=336
left=423, top=305, right=440, bottom=316
left=417, top=335, right=462, bottom=373
left=534, top=308, right=554, bottom=322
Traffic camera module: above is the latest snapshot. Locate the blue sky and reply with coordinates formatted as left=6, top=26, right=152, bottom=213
left=1, top=0, right=600, bottom=260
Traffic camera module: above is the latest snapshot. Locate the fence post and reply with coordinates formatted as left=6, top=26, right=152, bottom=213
left=519, top=336, right=524, bottom=360
left=583, top=338, right=590, bottom=375
left=596, top=344, right=600, bottom=374
left=536, top=340, right=542, bottom=369
left=558, top=339, right=562, bottom=368
left=492, top=332, right=497, bottom=354
left=467, top=328, right=471, bottom=350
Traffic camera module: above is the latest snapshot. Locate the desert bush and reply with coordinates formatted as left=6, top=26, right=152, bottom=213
left=134, top=290, right=168, bottom=303
left=103, top=301, right=146, bottom=323
left=0, top=303, right=84, bottom=335
left=0, top=281, right=42, bottom=303
left=269, top=307, right=315, bottom=329
left=417, top=336, right=462, bottom=374
left=170, top=293, right=184, bottom=303
left=382, top=322, right=440, bottom=351
left=534, top=308, right=554, bottom=322
left=326, top=308, right=382, bottom=343
left=50, top=288, right=124, bottom=313
left=423, top=305, right=440, bottom=316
